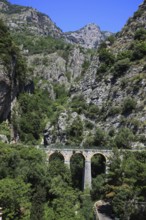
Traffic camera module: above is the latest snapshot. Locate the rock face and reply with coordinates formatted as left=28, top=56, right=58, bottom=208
left=38, top=0, right=146, bottom=147
left=0, top=1, right=112, bottom=48
left=1, top=0, right=146, bottom=147
left=0, top=0, right=62, bottom=38
left=0, top=65, right=11, bottom=120
left=111, top=0, right=146, bottom=52
left=64, top=23, right=113, bottom=48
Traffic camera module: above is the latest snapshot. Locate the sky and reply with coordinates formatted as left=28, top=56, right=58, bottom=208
left=9, top=0, right=143, bottom=33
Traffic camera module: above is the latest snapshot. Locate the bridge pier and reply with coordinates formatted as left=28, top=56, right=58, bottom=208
left=64, top=160, right=70, bottom=167
left=84, top=159, right=92, bottom=189
left=105, top=159, right=110, bottom=175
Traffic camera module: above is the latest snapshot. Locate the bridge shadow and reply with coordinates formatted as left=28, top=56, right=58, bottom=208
left=70, top=153, right=85, bottom=191
left=97, top=203, right=114, bottom=219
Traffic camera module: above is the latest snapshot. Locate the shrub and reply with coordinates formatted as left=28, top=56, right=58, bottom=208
left=83, top=132, right=95, bottom=147
left=70, top=95, right=88, bottom=114
left=113, top=58, right=130, bottom=77
left=106, top=35, right=116, bottom=45
left=130, top=41, right=146, bottom=60
left=53, top=83, right=68, bottom=102
left=134, top=28, right=146, bottom=41
left=86, top=104, right=100, bottom=120
left=122, top=97, right=137, bottom=114
left=96, top=63, right=108, bottom=74
left=82, top=60, right=90, bottom=73
left=108, top=106, right=121, bottom=116
left=114, top=127, right=134, bottom=149
left=84, top=121, right=94, bottom=129
left=94, top=127, right=106, bottom=146
left=0, top=122, right=10, bottom=140
left=116, top=50, right=132, bottom=61
left=120, top=77, right=128, bottom=88
left=133, top=9, right=144, bottom=19
left=99, top=48, right=115, bottom=66
left=66, top=116, right=83, bottom=145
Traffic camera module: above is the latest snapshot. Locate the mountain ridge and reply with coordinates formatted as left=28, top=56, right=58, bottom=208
left=0, top=0, right=146, bottom=149
left=0, top=0, right=113, bottom=48
left=63, top=23, right=113, bottom=48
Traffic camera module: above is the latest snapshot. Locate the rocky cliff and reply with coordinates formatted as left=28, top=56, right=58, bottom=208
left=63, top=23, right=112, bottom=48
left=0, top=0, right=146, bottom=148
left=0, top=0, right=62, bottom=38
left=0, top=19, right=27, bottom=122
left=0, top=0, right=112, bottom=48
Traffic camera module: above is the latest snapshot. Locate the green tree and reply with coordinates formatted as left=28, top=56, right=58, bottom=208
left=67, top=116, right=83, bottom=145
left=122, top=97, right=137, bottom=114
left=99, top=48, right=115, bottom=66
left=113, top=58, right=130, bottom=77
left=80, top=190, right=94, bottom=220
left=134, top=28, right=146, bottom=41
left=114, top=128, right=134, bottom=149
left=70, top=154, right=85, bottom=190
left=0, top=177, right=31, bottom=220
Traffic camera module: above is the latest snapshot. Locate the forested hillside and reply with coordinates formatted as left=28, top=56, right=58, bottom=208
left=0, top=0, right=146, bottom=148
left=0, top=143, right=146, bottom=219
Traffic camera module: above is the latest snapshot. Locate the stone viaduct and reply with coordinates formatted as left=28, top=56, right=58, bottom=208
left=43, top=148, right=113, bottom=189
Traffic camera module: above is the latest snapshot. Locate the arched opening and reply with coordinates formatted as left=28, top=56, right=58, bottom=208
left=48, top=152, right=71, bottom=187
left=49, top=151, right=64, bottom=163
left=91, top=154, right=106, bottom=201
left=91, top=154, right=106, bottom=178
left=70, top=153, right=85, bottom=190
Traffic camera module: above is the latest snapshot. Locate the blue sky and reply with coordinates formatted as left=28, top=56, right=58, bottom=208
left=9, top=0, right=143, bottom=33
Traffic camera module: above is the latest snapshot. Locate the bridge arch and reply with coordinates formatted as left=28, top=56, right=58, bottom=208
left=91, top=153, right=106, bottom=178
left=46, top=148, right=112, bottom=189
left=70, top=153, right=85, bottom=190
left=91, top=153, right=107, bottom=162
left=49, top=151, right=64, bottom=163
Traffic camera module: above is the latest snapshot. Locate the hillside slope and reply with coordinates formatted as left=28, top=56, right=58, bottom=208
left=0, top=0, right=146, bottom=149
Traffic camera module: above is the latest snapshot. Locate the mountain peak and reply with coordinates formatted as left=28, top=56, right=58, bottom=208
left=81, top=23, right=100, bottom=30
left=64, top=23, right=112, bottom=48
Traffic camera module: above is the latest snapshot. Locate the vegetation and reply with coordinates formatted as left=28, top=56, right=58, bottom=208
left=0, top=19, right=27, bottom=87
left=114, top=128, right=134, bottom=149
left=106, top=150, right=146, bottom=219
left=1, top=5, right=146, bottom=220
left=134, top=28, right=146, bottom=41
left=66, top=116, right=83, bottom=145
left=12, top=32, right=72, bottom=56
left=122, top=97, right=137, bottom=114
left=0, top=143, right=94, bottom=220
left=0, top=143, right=146, bottom=220
left=113, top=58, right=130, bottom=77
left=11, top=81, right=69, bottom=144
left=98, top=48, right=115, bottom=66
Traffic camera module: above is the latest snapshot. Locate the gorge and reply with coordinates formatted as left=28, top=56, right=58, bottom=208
left=0, top=0, right=146, bottom=219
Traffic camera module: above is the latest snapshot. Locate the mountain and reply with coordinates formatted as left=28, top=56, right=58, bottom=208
left=0, top=0, right=112, bottom=48
left=0, top=0, right=63, bottom=38
left=63, top=23, right=113, bottom=48
left=0, top=0, right=146, bottom=149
